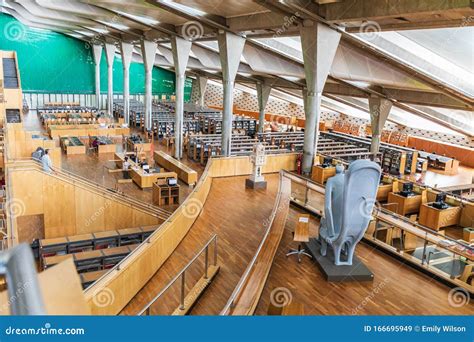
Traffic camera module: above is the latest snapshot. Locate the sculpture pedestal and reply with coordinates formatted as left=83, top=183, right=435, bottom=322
left=245, top=178, right=267, bottom=189
left=305, top=238, right=374, bottom=282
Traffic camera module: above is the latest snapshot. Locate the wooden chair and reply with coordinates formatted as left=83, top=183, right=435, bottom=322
left=286, top=214, right=312, bottom=263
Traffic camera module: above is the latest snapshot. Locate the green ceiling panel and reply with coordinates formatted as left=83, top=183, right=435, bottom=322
left=0, top=14, right=191, bottom=100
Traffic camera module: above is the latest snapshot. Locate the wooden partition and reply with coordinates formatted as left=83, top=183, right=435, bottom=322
left=84, top=153, right=297, bottom=315
left=8, top=164, right=162, bottom=239
left=409, top=136, right=474, bottom=167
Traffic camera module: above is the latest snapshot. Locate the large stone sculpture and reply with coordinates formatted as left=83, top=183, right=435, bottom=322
left=246, top=143, right=267, bottom=189
left=319, top=160, right=381, bottom=266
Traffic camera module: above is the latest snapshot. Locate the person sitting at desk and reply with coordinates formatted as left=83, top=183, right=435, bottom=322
left=91, top=137, right=100, bottom=150
left=140, top=160, right=150, bottom=174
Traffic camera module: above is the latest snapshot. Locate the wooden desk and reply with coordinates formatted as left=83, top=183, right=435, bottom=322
left=419, top=203, right=462, bottom=231
left=377, top=183, right=393, bottom=202
left=152, top=183, right=180, bottom=206
left=93, top=230, right=119, bottom=248
left=294, top=214, right=310, bottom=243
left=311, top=165, right=336, bottom=184
left=154, top=151, right=198, bottom=185
left=387, top=192, right=422, bottom=216
left=463, top=228, right=474, bottom=243
left=127, top=140, right=151, bottom=152
left=130, top=168, right=177, bottom=189
left=60, top=136, right=86, bottom=155
left=43, top=254, right=73, bottom=269
left=80, top=269, right=108, bottom=288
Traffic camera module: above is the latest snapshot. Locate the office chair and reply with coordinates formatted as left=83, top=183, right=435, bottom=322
left=286, top=214, right=312, bottom=263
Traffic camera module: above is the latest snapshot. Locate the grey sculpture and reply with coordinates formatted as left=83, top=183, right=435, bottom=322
left=319, top=160, right=381, bottom=266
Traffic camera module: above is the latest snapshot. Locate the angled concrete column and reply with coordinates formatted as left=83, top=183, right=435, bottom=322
left=256, top=82, right=271, bottom=133
left=171, top=37, right=192, bottom=159
left=140, top=40, right=157, bottom=130
left=217, top=31, right=246, bottom=156
left=300, top=21, right=341, bottom=175
left=197, top=76, right=208, bottom=107
left=92, top=44, right=103, bottom=109
left=104, top=43, right=116, bottom=116
left=368, top=95, right=392, bottom=154
left=120, top=42, right=134, bottom=125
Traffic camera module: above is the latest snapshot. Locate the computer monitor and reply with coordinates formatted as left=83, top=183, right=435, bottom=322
left=167, top=178, right=178, bottom=186
left=322, top=157, right=333, bottom=168
left=402, top=182, right=413, bottom=193
left=435, top=192, right=447, bottom=203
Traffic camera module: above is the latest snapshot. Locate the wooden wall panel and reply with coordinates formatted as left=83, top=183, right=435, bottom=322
left=11, top=170, right=44, bottom=215
left=104, top=201, right=134, bottom=230
left=43, top=175, right=76, bottom=238
left=75, top=187, right=106, bottom=234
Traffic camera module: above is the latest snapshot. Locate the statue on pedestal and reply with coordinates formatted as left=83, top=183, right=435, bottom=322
left=319, top=160, right=381, bottom=265
left=246, top=143, right=267, bottom=189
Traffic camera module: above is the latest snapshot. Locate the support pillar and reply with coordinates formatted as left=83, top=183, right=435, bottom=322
left=92, top=44, right=102, bottom=109
left=368, top=96, right=392, bottom=155
left=217, top=31, right=246, bottom=156
left=300, top=21, right=341, bottom=175
left=171, top=37, right=192, bottom=159
left=256, top=82, right=271, bottom=133
left=197, top=76, right=208, bottom=107
left=140, top=40, right=157, bottom=131
left=120, top=42, right=134, bottom=125
left=104, top=42, right=116, bottom=116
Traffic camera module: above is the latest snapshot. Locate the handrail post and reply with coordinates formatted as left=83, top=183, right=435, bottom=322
left=180, top=271, right=186, bottom=310
left=213, top=236, right=218, bottom=266
left=146, top=307, right=151, bottom=316
left=204, top=246, right=209, bottom=279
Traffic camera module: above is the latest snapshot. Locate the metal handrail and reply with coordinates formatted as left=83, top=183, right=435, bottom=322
left=138, top=234, right=218, bottom=316
left=6, top=159, right=171, bottom=218
left=221, top=170, right=284, bottom=314
left=282, top=170, right=472, bottom=248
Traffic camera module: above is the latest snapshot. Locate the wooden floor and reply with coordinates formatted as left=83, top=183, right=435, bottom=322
left=255, top=206, right=474, bottom=315
left=120, top=174, right=280, bottom=315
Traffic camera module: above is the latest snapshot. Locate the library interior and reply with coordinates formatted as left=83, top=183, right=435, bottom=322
left=0, top=0, right=473, bottom=317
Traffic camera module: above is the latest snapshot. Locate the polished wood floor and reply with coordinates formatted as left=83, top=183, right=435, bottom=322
left=121, top=174, right=280, bottom=315
left=255, top=206, right=474, bottom=315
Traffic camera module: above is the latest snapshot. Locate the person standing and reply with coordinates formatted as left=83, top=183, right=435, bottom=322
left=41, top=149, right=53, bottom=173
left=123, top=156, right=131, bottom=179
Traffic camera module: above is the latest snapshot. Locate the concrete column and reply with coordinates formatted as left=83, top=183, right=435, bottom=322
left=300, top=21, right=341, bottom=175
left=104, top=43, right=116, bottom=116
left=368, top=95, right=392, bottom=154
left=256, top=82, right=271, bottom=133
left=171, top=37, right=192, bottom=159
left=120, top=42, right=134, bottom=125
left=217, top=31, right=246, bottom=156
left=197, top=76, right=208, bottom=107
left=140, top=40, right=157, bottom=131
left=92, top=44, right=103, bottom=109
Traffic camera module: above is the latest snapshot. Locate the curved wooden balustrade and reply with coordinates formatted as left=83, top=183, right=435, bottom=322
left=221, top=171, right=292, bottom=315
left=82, top=153, right=297, bottom=315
